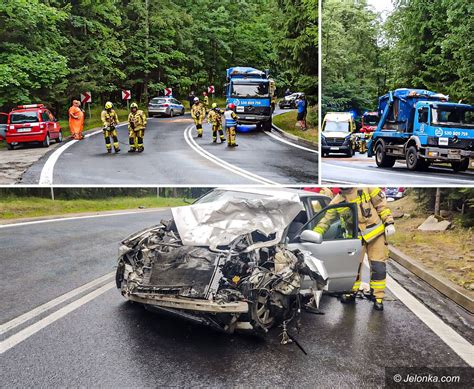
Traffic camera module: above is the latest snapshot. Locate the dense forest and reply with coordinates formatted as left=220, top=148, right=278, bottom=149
left=0, top=0, right=317, bottom=114
left=322, top=0, right=473, bottom=114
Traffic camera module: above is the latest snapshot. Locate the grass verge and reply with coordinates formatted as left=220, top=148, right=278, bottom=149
left=389, top=194, right=473, bottom=294
left=0, top=196, right=188, bottom=220
left=273, top=108, right=318, bottom=144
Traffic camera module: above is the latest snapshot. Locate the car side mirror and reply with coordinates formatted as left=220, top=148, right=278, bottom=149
left=300, top=230, right=323, bottom=244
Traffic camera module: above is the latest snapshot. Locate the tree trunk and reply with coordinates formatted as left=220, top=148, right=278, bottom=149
left=434, top=188, right=441, bottom=216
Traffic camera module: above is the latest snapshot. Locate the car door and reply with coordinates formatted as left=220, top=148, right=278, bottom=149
left=0, top=112, right=8, bottom=140
left=288, top=202, right=362, bottom=293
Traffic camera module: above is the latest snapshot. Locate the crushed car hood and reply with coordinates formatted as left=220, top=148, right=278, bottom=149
left=171, top=194, right=304, bottom=249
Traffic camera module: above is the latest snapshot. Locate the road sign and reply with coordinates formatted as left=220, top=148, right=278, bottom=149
left=80, top=92, right=91, bottom=104
left=208, top=85, right=215, bottom=94
left=164, top=88, right=172, bottom=97
left=122, top=89, right=131, bottom=100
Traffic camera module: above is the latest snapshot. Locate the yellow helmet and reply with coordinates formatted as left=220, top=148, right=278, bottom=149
left=130, top=102, right=138, bottom=109
left=212, top=103, right=217, bottom=109
left=105, top=101, right=113, bottom=109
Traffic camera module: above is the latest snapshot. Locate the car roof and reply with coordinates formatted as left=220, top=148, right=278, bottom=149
left=213, top=187, right=326, bottom=199
left=11, top=108, right=45, bottom=113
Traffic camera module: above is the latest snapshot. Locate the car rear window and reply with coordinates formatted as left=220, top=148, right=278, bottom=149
left=150, top=98, right=167, bottom=104
left=10, top=111, right=39, bottom=124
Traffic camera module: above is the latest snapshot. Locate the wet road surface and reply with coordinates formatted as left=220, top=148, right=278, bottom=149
left=1, top=210, right=470, bottom=387
left=20, top=114, right=317, bottom=185
left=322, top=153, right=474, bottom=185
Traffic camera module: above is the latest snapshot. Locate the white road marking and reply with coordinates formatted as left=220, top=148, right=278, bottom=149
left=0, top=272, right=115, bottom=336
left=0, top=208, right=164, bottom=229
left=322, top=161, right=474, bottom=184
left=184, top=126, right=279, bottom=186
left=0, top=282, right=114, bottom=354
left=38, top=124, right=127, bottom=185
left=387, top=275, right=474, bottom=367
left=264, top=130, right=318, bottom=154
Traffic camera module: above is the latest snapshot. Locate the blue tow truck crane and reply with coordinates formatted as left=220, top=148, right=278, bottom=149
left=225, top=67, right=273, bottom=131
left=368, top=88, right=474, bottom=172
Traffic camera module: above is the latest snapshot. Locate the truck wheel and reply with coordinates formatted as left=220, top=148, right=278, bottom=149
left=375, top=143, right=396, bottom=167
left=451, top=159, right=469, bottom=172
left=406, top=145, right=426, bottom=171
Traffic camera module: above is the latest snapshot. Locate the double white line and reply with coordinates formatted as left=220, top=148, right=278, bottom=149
left=0, top=272, right=115, bottom=354
left=184, top=125, right=278, bottom=185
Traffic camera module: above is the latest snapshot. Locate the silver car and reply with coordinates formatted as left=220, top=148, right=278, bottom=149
left=148, top=97, right=185, bottom=117
left=116, top=187, right=362, bottom=335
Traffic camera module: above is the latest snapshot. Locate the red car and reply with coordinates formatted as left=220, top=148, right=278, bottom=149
left=360, top=111, right=379, bottom=134
left=6, top=104, right=62, bottom=150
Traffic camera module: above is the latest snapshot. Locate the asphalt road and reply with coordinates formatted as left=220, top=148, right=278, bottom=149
left=321, top=152, right=474, bottom=185
left=1, top=211, right=471, bottom=387
left=20, top=112, right=317, bottom=185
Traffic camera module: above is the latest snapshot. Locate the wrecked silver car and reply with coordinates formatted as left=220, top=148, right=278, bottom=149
left=116, top=195, right=330, bottom=335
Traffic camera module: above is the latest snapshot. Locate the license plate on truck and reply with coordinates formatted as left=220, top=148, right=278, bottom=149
left=236, top=106, right=244, bottom=113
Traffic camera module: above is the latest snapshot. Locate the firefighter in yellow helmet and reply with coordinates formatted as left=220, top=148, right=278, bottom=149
left=101, top=102, right=120, bottom=153
left=313, top=187, right=395, bottom=311
left=208, top=103, right=225, bottom=143
left=224, top=103, right=239, bottom=147
left=191, top=97, right=206, bottom=137
left=127, top=102, right=147, bottom=153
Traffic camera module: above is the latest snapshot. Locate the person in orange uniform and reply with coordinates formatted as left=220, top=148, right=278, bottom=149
left=68, top=100, right=84, bottom=140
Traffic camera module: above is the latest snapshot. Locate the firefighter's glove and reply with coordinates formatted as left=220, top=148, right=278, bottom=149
left=385, top=224, right=396, bottom=237
left=130, top=121, right=135, bottom=130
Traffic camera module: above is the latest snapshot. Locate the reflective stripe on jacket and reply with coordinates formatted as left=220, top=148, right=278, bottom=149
left=224, top=110, right=237, bottom=127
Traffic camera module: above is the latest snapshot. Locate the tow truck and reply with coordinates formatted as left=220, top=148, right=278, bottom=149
left=368, top=89, right=474, bottom=172
left=5, top=104, right=62, bottom=150
left=225, top=67, right=273, bottom=131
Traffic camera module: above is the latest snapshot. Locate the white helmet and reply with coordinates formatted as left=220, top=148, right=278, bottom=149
left=194, top=97, right=199, bottom=103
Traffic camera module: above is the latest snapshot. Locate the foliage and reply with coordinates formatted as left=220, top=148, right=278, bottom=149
left=0, top=0, right=318, bottom=115
left=322, top=0, right=473, bottom=115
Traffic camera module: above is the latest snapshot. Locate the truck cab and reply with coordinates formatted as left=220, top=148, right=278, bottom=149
left=225, top=67, right=273, bottom=131
left=368, top=89, right=474, bottom=172
left=321, top=112, right=356, bottom=157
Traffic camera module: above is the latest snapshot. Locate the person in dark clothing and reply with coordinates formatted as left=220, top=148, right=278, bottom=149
left=296, top=94, right=308, bottom=130
left=188, top=91, right=196, bottom=109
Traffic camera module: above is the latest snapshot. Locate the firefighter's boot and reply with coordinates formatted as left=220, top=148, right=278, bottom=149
left=340, top=293, right=356, bottom=304
left=374, top=298, right=384, bottom=311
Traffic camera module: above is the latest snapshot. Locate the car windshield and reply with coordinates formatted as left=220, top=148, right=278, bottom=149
left=431, top=107, right=474, bottom=128
left=324, top=121, right=350, bottom=133
left=150, top=98, right=167, bottom=104
left=10, top=111, right=39, bottom=124
left=231, top=82, right=269, bottom=98
left=364, top=115, right=379, bottom=125
left=195, top=190, right=270, bottom=204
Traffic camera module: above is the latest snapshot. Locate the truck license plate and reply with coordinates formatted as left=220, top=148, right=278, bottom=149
left=439, top=137, right=449, bottom=146
left=17, top=128, right=31, bottom=133
left=236, top=106, right=245, bottom=113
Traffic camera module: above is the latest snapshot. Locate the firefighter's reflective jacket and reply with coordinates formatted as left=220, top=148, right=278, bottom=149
left=208, top=109, right=222, bottom=125
left=101, top=109, right=119, bottom=127
left=191, top=103, right=206, bottom=120
left=314, top=188, right=394, bottom=243
left=128, top=110, right=147, bottom=131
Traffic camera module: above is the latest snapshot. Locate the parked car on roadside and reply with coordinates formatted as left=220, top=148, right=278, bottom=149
left=385, top=187, right=405, bottom=201
left=148, top=97, right=185, bottom=117
left=116, top=187, right=361, bottom=335
left=0, top=112, right=8, bottom=140
left=5, top=104, right=62, bottom=150
left=278, top=92, right=304, bottom=109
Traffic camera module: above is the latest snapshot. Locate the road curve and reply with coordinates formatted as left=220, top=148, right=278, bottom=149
left=1, top=211, right=470, bottom=387
left=20, top=114, right=317, bottom=185
left=321, top=153, right=474, bottom=185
